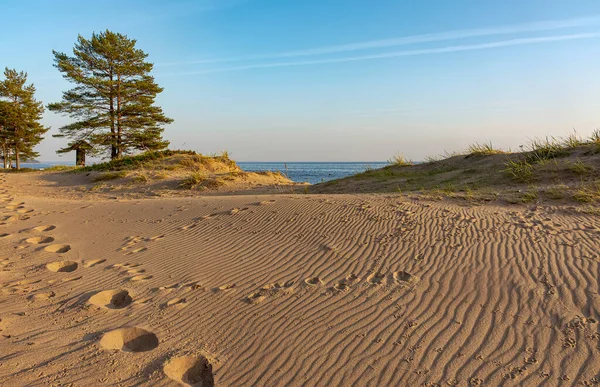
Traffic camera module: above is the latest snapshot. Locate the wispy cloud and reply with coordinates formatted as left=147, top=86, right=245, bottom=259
left=157, top=15, right=600, bottom=67
left=158, top=32, right=600, bottom=76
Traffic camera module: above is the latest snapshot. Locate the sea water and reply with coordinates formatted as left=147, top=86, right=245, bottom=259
left=20, top=161, right=387, bottom=184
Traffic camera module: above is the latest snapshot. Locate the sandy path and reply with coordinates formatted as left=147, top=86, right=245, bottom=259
left=0, top=173, right=599, bottom=386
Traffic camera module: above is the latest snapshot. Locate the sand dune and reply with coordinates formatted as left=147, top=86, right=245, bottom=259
left=0, top=172, right=599, bottom=386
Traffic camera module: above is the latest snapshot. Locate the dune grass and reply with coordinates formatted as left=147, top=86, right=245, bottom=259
left=178, top=172, right=206, bottom=189
left=92, top=171, right=128, bottom=182
left=504, top=159, right=534, bottom=183
left=388, top=153, right=413, bottom=166
left=79, top=150, right=237, bottom=172
left=467, top=142, right=506, bottom=156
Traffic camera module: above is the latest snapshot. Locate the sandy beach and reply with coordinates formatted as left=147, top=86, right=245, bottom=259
left=1, top=171, right=599, bottom=386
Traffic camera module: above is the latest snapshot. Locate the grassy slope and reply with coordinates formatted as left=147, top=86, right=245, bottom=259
left=312, top=142, right=600, bottom=207
left=46, top=150, right=290, bottom=191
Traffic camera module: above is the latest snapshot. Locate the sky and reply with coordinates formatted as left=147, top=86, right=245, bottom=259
left=2, top=0, right=600, bottom=162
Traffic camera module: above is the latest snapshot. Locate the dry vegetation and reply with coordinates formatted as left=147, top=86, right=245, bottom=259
left=313, top=132, right=600, bottom=206
left=16, top=150, right=294, bottom=195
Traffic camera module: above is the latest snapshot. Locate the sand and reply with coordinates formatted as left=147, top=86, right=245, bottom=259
left=0, top=172, right=599, bottom=386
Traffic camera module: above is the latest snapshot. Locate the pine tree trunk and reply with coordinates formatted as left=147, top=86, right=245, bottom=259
left=14, top=147, right=19, bottom=170
left=1, top=142, right=6, bottom=168
left=4, top=147, right=9, bottom=169
left=109, top=69, right=117, bottom=160
left=116, top=75, right=122, bottom=159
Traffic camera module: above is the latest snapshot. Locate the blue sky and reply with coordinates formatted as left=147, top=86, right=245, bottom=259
left=2, top=0, right=600, bottom=161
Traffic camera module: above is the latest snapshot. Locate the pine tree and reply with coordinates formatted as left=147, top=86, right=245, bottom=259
left=0, top=68, right=48, bottom=169
left=0, top=101, right=10, bottom=168
left=48, top=30, right=173, bottom=160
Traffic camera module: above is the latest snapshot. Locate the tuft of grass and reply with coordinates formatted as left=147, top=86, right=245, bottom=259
left=562, top=130, right=584, bottom=148
left=388, top=153, right=413, bottom=166
left=546, top=184, right=568, bottom=200
left=590, top=129, right=600, bottom=144
left=178, top=172, right=206, bottom=189
left=202, top=178, right=226, bottom=189
left=589, top=129, right=600, bottom=154
left=45, top=165, right=79, bottom=172
left=92, top=171, right=127, bottom=182
left=505, top=158, right=534, bottom=183
left=526, top=136, right=568, bottom=163
left=130, top=172, right=149, bottom=184
left=424, top=155, right=443, bottom=163
left=467, top=142, right=505, bottom=156
left=572, top=183, right=600, bottom=203
left=568, top=159, right=593, bottom=175
left=580, top=205, right=600, bottom=215
left=152, top=171, right=169, bottom=180
left=521, top=186, right=539, bottom=203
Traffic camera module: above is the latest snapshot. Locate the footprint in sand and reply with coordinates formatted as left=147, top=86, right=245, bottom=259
left=44, top=244, right=71, bottom=253
left=146, top=234, right=165, bottom=241
left=164, top=297, right=187, bottom=308
left=89, top=289, right=132, bottom=309
left=126, top=268, right=146, bottom=275
left=110, top=263, right=142, bottom=269
left=100, top=327, right=158, bottom=352
left=254, top=200, right=275, bottom=206
left=262, top=280, right=295, bottom=290
left=129, top=274, right=153, bottom=282
left=164, top=355, right=214, bottom=386
left=20, top=225, right=56, bottom=233
left=125, top=247, right=147, bottom=255
left=84, top=259, right=106, bottom=268
left=367, top=272, right=386, bottom=285
left=245, top=291, right=267, bottom=304
left=393, top=271, right=419, bottom=284
left=28, top=291, right=55, bottom=301
left=134, top=297, right=153, bottom=305
left=0, top=233, right=9, bottom=238
left=345, top=273, right=359, bottom=282
left=212, top=284, right=235, bottom=292
left=182, top=281, right=203, bottom=290
left=246, top=280, right=295, bottom=304
left=180, top=222, right=198, bottom=231
left=156, top=283, right=180, bottom=292
left=333, top=282, right=350, bottom=291
left=46, top=261, right=78, bottom=273
left=25, top=236, right=54, bottom=244
left=305, top=277, right=323, bottom=286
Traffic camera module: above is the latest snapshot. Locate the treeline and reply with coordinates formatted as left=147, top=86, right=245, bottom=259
left=0, top=30, right=172, bottom=170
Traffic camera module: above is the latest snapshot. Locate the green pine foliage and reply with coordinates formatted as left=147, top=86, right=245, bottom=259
left=48, top=30, right=173, bottom=160
left=0, top=68, right=49, bottom=169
